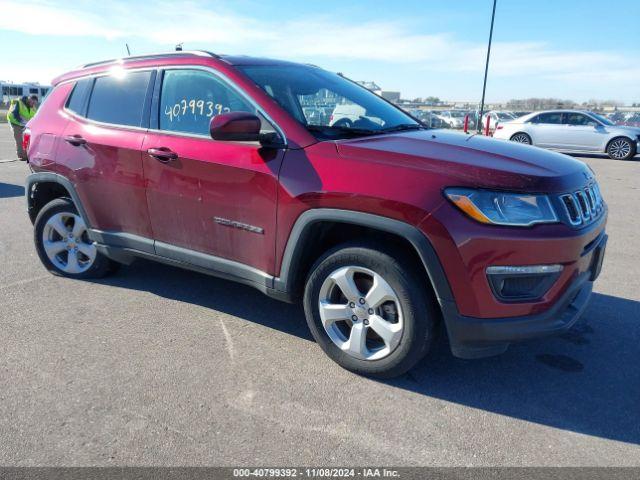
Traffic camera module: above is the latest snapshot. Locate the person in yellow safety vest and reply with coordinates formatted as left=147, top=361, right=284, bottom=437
left=7, top=94, right=38, bottom=161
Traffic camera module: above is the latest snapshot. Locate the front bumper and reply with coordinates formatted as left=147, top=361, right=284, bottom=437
left=442, top=270, right=593, bottom=358
left=440, top=232, right=606, bottom=358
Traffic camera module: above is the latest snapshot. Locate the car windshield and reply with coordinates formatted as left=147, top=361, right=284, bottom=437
left=589, top=112, right=615, bottom=126
left=238, top=64, right=422, bottom=139
left=450, top=111, right=466, bottom=118
left=497, top=112, right=515, bottom=120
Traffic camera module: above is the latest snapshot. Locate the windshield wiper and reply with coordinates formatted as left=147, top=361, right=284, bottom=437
left=306, top=123, right=425, bottom=139
left=379, top=123, right=425, bottom=133
left=306, top=125, right=380, bottom=136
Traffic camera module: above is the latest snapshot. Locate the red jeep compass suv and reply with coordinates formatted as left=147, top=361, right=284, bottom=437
left=24, top=51, right=607, bottom=378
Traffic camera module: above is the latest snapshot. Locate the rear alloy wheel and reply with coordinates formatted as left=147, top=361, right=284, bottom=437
left=304, top=242, right=435, bottom=378
left=34, top=198, right=116, bottom=278
left=510, top=133, right=532, bottom=144
left=607, top=137, right=636, bottom=160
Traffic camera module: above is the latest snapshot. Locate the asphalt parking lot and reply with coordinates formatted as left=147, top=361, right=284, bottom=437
left=0, top=127, right=639, bottom=466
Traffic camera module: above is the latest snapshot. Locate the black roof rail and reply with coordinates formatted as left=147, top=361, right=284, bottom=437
left=81, top=50, right=220, bottom=68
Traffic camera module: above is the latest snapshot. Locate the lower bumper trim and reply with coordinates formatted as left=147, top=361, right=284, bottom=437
left=442, top=272, right=593, bottom=359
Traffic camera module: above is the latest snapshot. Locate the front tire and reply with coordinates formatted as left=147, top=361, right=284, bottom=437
left=303, top=242, right=436, bottom=378
left=34, top=198, right=116, bottom=279
left=607, top=137, right=636, bottom=160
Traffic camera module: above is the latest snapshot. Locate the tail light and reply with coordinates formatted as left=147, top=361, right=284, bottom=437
left=22, top=128, right=31, bottom=154
left=496, top=124, right=503, bottom=130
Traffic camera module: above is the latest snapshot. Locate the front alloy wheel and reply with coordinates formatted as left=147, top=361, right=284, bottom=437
left=607, top=138, right=635, bottom=160
left=318, top=266, right=403, bottom=361
left=304, top=242, right=436, bottom=378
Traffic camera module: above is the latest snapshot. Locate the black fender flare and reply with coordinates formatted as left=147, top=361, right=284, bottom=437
left=273, top=208, right=455, bottom=306
left=25, top=172, right=91, bottom=227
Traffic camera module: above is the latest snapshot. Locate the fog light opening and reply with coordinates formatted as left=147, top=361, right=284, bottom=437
left=486, top=264, right=563, bottom=302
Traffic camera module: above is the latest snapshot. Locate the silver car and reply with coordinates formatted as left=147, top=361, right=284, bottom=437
left=493, top=110, right=640, bottom=160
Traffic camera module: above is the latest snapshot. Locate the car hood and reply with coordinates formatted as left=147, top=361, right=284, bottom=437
left=612, top=125, right=640, bottom=135
left=335, top=129, right=593, bottom=193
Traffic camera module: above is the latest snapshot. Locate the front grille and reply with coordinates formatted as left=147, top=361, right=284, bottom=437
left=559, top=183, right=604, bottom=227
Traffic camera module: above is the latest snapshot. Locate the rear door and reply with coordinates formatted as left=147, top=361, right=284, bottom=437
left=142, top=67, right=284, bottom=274
left=58, top=70, right=154, bottom=243
left=527, top=112, right=564, bottom=148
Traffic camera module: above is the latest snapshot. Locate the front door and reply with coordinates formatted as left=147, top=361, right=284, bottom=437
left=142, top=68, right=284, bottom=274
left=562, top=112, right=605, bottom=151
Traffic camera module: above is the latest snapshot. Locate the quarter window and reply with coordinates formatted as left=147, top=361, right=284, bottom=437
left=66, top=78, right=93, bottom=115
left=159, top=69, right=255, bottom=136
left=86, top=71, right=151, bottom=127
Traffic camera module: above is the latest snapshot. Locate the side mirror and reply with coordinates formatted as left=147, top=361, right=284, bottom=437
left=209, top=112, right=285, bottom=148
left=210, top=112, right=261, bottom=142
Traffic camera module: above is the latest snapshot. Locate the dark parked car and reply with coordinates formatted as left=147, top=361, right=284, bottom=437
left=23, top=51, right=607, bottom=377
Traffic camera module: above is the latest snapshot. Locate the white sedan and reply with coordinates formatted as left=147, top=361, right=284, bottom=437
left=493, top=110, right=640, bottom=160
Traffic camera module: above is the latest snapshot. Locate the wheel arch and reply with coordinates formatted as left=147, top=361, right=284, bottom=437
left=605, top=135, right=635, bottom=153
left=274, top=209, right=455, bottom=308
left=25, top=172, right=90, bottom=226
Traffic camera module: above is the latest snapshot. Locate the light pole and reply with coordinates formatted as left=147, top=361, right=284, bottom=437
left=478, top=0, right=497, bottom=132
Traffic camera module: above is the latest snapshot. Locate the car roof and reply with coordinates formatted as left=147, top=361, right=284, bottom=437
left=52, top=50, right=311, bottom=85
left=512, top=109, right=599, bottom=121
left=527, top=109, right=595, bottom=115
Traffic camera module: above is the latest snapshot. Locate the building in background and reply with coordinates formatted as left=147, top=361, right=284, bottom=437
left=1, top=81, right=51, bottom=105
left=357, top=81, right=401, bottom=104
left=357, top=81, right=382, bottom=95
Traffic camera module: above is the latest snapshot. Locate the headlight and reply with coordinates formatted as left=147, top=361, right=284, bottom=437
left=444, top=188, right=558, bottom=226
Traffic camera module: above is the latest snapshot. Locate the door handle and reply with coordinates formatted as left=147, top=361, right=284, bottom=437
left=147, top=147, right=178, bottom=163
left=64, top=135, right=86, bottom=146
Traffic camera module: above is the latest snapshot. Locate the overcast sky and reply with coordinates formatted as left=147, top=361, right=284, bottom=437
left=1, top=0, right=638, bottom=103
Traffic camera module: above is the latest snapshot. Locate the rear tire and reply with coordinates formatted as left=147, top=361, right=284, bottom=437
left=303, top=241, right=436, bottom=378
left=606, top=137, right=636, bottom=160
left=510, top=132, right=532, bottom=144
left=34, top=198, right=116, bottom=279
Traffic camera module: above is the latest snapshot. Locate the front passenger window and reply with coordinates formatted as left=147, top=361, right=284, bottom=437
left=159, top=69, right=257, bottom=136
left=566, top=113, right=592, bottom=126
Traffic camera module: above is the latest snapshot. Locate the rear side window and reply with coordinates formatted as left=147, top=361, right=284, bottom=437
left=531, top=112, right=563, bottom=124
left=159, top=69, right=255, bottom=136
left=66, top=78, right=93, bottom=115
left=87, top=71, right=151, bottom=127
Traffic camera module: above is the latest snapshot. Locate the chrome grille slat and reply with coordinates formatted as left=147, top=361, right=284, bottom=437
left=560, top=194, right=581, bottom=225
left=585, top=187, right=596, bottom=214
left=575, top=190, right=590, bottom=221
left=558, top=182, right=603, bottom=227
